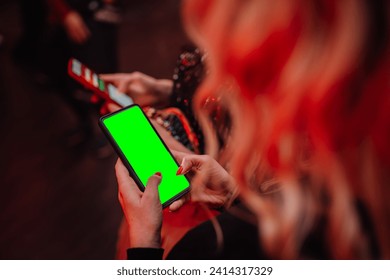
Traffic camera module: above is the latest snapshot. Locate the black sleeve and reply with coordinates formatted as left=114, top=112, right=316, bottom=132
left=127, top=248, right=164, bottom=260
left=167, top=205, right=264, bottom=260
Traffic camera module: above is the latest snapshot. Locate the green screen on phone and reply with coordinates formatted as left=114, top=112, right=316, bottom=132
left=100, top=105, right=190, bottom=206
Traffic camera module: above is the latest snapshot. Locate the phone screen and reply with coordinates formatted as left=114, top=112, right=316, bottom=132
left=69, top=58, right=133, bottom=107
left=100, top=105, right=190, bottom=207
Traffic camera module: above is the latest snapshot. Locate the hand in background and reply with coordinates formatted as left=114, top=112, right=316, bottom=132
left=63, top=11, right=91, bottom=44
left=169, top=151, right=238, bottom=212
left=100, top=72, right=173, bottom=107
left=116, top=159, right=163, bottom=248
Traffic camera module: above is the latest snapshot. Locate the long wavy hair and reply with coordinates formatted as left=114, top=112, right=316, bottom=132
left=182, top=0, right=390, bottom=259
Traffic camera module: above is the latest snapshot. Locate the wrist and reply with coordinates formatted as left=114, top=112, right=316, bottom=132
left=129, top=228, right=161, bottom=249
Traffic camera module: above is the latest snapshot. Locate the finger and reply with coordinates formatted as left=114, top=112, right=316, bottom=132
left=115, top=159, right=141, bottom=203
left=100, top=74, right=120, bottom=83
left=177, top=154, right=204, bottom=175
left=107, top=102, right=121, bottom=113
left=142, top=172, right=162, bottom=204
left=171, top=150, right=187, bottom=163
left=168, top=195, right=189, bottom=212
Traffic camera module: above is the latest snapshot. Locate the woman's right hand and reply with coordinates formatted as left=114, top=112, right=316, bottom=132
left=100, top=72, right=173, bottom=107
left=169, top=151, right=238, bottom=212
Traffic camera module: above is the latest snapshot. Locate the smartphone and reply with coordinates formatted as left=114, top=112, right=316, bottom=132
left=68, top=58, right=133, bottom=107
left=99, top=104, right=190, bottom=207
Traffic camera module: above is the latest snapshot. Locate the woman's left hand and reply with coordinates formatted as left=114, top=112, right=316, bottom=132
left=115, top=159, right=163, bottom=248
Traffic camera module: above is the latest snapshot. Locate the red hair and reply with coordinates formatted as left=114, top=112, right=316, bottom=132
left=183, top=0, right=390, bottom=258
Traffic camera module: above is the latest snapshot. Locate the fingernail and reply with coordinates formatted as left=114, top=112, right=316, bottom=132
left=176, top=166, right=183, bottom=175
left=155, top=172, right=162, bottom=177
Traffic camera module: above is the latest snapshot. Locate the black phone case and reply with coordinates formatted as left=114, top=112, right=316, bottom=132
left=98, top=104, right=190, bottom=208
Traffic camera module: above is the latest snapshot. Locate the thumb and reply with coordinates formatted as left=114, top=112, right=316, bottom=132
left=169, top=194, right=189, bottom=212
left=143, top=172, right=162, bottom=204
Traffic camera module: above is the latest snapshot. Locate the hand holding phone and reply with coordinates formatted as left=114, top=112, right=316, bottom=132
left=69, top=58, right=201, bottom=153
left=68, top=58, right=133, bottom=107
left=99, top=104, right=190, bottom=207
left=100, top=72, right=173, bottom=107
left=115, top=159, right=163, bottom=248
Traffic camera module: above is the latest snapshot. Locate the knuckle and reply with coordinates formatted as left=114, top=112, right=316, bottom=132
left=131, top=71, right=142, bottom=81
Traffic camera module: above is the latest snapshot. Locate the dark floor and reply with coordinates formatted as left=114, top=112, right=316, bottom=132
left=0, top=0, right=189, bottom=259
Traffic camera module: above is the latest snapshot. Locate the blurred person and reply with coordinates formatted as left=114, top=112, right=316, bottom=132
left=45, top=0, right=122, bottom=155
left=46, top=0, right=121, bottom=72
left=115, top=0, right=390, bottom=259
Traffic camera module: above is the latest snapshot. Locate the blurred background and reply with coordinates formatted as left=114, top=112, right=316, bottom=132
left=0, top=0, right=190, bottom=259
